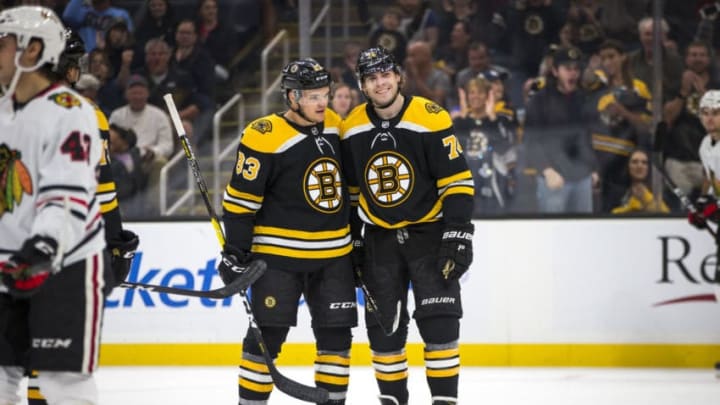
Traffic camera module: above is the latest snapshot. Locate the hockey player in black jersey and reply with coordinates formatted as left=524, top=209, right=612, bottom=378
left=339, top=47, right=475, bottom=405
left=25, top=29, right=140, bottom=405
left=221, top=58, right=357, bottom=405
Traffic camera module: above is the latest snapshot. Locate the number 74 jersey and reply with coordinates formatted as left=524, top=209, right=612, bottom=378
left=339, top=96, right=475, bottom=228
left=0, top=84, right=104, bottom=265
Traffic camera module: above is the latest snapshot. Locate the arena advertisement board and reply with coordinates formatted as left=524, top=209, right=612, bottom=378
left=100, top=219, right=720, bottom=366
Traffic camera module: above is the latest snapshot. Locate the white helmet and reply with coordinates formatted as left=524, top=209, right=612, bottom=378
left=0, top=6, right=66, bottom=68
left=700, top=90, right=720, bottom=111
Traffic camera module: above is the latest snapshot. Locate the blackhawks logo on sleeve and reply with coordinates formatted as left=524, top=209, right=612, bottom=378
left=0, top=144, right=33, bottom=217
left=48, top=91, right=81, bottom=109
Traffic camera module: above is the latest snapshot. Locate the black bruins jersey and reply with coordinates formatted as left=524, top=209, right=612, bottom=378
left=340, top=96, right=475, bottom=228
left=222, top=110, right=351, bottom=271
left=92, top=102, right=123, bottom=240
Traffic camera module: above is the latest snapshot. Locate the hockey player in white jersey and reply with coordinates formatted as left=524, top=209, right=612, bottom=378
left=0, top=6, right=107, bottom=405
left=688, top=90, right=720, bottom=228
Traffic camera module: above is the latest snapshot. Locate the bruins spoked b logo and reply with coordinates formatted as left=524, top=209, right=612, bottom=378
left=365, top=151, right=413, bottom=207
left=304, top=158, right=343, bottom=213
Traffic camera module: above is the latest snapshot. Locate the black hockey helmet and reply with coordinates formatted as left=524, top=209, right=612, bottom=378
left=355, top=46, right=399, bottom=82
left=280, top=58, right=331, bottom=91
left=54, top=29, right=86, bottom=78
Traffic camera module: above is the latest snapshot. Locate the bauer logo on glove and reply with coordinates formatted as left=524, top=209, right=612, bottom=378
left=438, top=223, right=474, bottom=282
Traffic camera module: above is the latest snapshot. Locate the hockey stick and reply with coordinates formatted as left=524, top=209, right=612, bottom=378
left=163, top=94, right=329, bottom=403
left=119, top=265, right=264, bottom=298
left=356, top=269, right=401, bottom=336
left=650, top=131, right=720, bottom=302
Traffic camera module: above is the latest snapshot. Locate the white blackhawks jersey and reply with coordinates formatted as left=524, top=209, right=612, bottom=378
left=699, top=134, right=720, bottom=196
left=0, top=84, right=105, bottom=266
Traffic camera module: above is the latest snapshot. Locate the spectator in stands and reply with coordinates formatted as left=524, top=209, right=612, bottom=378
left=396, top=0, right=439, bottom=51
left=662, top=40, right=718, bottom=202
left=63, top=0, right=133, bottom=52
left=454, top=77, right=517, bottom=216
left=627, top=17, right=684, bottom=98
left=109, top=74, right=174, bottom=215
left=455, top=41, right=492, bottom=90
left=403, top=40, right=452, bottom=107
left=75, top=73, right=102, bottom=101
left=108, top=123, right=147, bottom=216
left=88, top=48, right=124, bottom=116
left=368, top=6, right=407, bottom=66
left=135, top=38, right=211, bottom=145
left=173, top=18, right=215, bottom=100
left=611, top=149, right=669, bottom=214
left=173, top=18, right=215, bottom=144
left=134, top=0, right=177, bottom=49
left=437, top=0, right=490, bottom=45
left=195, top=0, right=237, bottom=78
left=330, top=82, right=358, bottom=119
left=587, top=39, right=652, bottom=213
left=488, top=0, right=563, bottom=105
left=103, top=19, right=137, bottom=85
left=525, top=47, right=597, bottom=213
left=332, top=41, right=362, bottom=91
left=435, top=19, right=471, bottom=87
left=565, top=0, right=605, bottom=55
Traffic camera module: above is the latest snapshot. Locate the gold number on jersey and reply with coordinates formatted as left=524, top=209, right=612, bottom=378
left=235, top=151, right=260, bottom=180
left=442, top=135, right=463, bottom=159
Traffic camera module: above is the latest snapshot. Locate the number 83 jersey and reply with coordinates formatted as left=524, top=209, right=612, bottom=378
left=339, top=96, right=475, bottom=228
left=222, top=109, right=351, bottom=271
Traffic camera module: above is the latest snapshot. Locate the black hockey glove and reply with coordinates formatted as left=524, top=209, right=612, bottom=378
left=438, top=223, right=474, bottom=282
left=218, top=246, right=265, bottom=291
left=1, top=235, right=58, bottom=298
left=108, top=229, right=140, bottom=288
left=350, top=239, right=365, bottom=287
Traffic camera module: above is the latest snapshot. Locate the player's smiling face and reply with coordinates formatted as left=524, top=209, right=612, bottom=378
left=362, top=70, right=400, bottom=106
left=0, top=35, right=17, bottom=86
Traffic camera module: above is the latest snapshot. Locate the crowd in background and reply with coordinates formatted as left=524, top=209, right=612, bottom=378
left=2, top=0, right=718, bottom=218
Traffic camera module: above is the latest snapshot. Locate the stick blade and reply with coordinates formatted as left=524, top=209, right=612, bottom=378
left=270, top=367, right=329, bottom=403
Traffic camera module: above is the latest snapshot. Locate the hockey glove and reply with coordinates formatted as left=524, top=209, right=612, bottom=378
left=108, top=229, right=140, bottom=288
left=218, top=246, right=265, bottom=291
left=350, top=239, right=365, bottom=287
left=1, top=235, right=58, bottom=298
left=689, top=195, right=717, bottom=229
left=438, top=223, right=474, bottom=282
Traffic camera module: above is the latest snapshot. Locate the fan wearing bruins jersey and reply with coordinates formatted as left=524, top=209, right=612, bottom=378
left=0, top=7, right=109, bottom=405
left=339, top=47, right=475, bottom=405
left=221, top=58, right=357, bottom=405
left=25, top=30, right=139, bottom=405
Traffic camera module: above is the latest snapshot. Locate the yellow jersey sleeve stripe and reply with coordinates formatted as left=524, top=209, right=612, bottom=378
left=439, top=186, right=475, bottom=197
left=437, top=170, right=473, bottom=188
left=225, top=185, right=264, bottom=202
left=97, top=182, right=116, bottom=193
left=222, top=202, right=255, bottom=214
left=100, top=199, right=119, bottom=213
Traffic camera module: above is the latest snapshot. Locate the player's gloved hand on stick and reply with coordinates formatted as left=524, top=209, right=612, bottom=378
left=218, top=245, right=265, bottom=290
left=1, top=235, right=58, bottom=298
left=108, top=229, right=139, bottom=287
left=350, top=239, right=365, bottom=287
left=438, top=223, right=474, bottom=283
